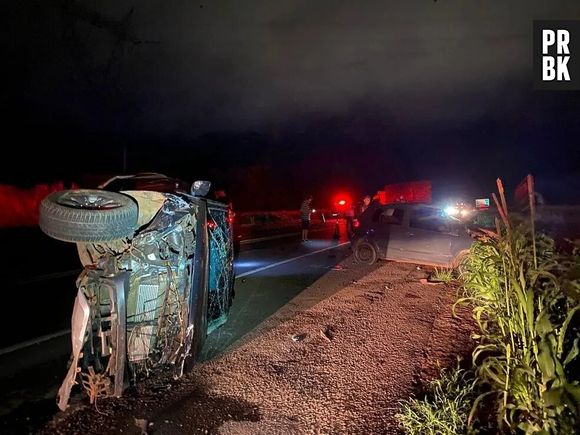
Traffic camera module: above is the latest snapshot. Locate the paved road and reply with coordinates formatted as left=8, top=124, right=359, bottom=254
left=0, top=221, right=355, bottom=432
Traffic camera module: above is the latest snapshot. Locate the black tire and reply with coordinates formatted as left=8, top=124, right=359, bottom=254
left=354, top=241, right=378, bottom=265
left=39, top=190, right=138, bottom=243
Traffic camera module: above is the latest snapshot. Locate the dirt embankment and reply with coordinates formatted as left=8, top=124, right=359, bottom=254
left=40, top=260, right=474, bottom=435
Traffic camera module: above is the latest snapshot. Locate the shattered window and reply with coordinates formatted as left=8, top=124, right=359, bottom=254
left=207, top=206, right=234, bottom=333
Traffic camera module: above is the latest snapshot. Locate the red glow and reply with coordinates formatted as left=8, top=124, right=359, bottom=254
left=332, top=192, right=352, bottom=209
left=376, top=181, right=432, bottom=204
left=207, top=220, right=217, bottom=230
left=0, top=182, right=78, bottom=228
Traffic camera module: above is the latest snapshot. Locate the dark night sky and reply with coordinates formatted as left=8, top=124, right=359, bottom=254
left=2, top=0, right=580, bottom=208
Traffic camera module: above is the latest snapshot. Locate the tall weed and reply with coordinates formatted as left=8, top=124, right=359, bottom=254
left=458, top=222, right=580, bottom=433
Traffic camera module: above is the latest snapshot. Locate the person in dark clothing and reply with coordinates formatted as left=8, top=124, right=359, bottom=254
left=300, top=195, right=313, bottom=241
left=345, top=203, right=356, bottom=239
left=358, top=195, right=372, bottom=216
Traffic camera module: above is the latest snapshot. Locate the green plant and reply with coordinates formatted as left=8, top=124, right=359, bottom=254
left=433, top=267, right=455, bottom=284
left=398, top=179, right=580, bottom=434
left=455, top=186, right=580, bottom=434
left=396, top=362, right=478, bottom=435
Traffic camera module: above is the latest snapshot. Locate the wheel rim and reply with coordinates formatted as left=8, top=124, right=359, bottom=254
left=358, top=245, right=373, bottom=262
left=57, top=192, right=124, bottom=210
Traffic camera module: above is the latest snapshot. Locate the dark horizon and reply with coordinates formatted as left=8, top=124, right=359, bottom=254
left=2, top=1, right=580, bottom=209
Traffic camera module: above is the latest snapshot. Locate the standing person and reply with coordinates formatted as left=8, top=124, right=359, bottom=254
left=358, top=195, right=372, bottom=217
left=300, top=195, right=313, bottom=242
left=345, top=203, right=355, bottom=239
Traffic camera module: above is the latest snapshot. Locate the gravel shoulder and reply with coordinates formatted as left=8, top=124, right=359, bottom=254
left=39, top=259, right=474, bottom=435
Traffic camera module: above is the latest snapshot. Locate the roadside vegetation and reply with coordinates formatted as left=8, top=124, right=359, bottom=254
left=397, top=179, right=580, bottom=434
left=396, top=361, right=478, bottom=435
left=431, top=267, right=455, bottom=284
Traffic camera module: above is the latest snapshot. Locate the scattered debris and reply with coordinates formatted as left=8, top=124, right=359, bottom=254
left=134, top=418, right=148, bottom=435
left=291, top=333, right=307, bottom=342
left=385, top=285, right=392, bottom=291
left=80, top=367, right=112, bottom=409
left=151, top=384, right=172, bottom=392
left=320, top=325, right=335, bottom=342
left=419, top=278, right=443, bottom=285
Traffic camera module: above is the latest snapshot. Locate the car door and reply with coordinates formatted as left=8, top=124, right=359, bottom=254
left=401, top=206, right=456, bottom=266
left=368, top=205, right=408, bottom=260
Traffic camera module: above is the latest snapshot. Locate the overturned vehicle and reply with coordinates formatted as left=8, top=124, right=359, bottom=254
left=39, top=174, right=235, bottom=410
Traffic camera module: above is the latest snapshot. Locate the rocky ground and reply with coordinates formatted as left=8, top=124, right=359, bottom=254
left=36, top=259, right=474, bottom=435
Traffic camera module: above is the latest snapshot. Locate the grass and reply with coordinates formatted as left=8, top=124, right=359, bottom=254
left=396, top=362, right=478, bottom=435
left=432, top=267, right=455, bottom=284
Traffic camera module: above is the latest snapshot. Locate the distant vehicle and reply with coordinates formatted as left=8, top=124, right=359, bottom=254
left=351, top=201, right=474, bottom=267
left=39, top=173, right=235, bottom=410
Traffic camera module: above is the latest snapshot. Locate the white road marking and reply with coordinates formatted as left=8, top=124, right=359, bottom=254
left=237, top=241, right=350, bottom=278
left=239, top=227, right=327, bottom=245
left=16, top=269, right=80, bottom=285
left=0, top=329, right=70, bottom=356
left=1, top=241, right=350, bottom=356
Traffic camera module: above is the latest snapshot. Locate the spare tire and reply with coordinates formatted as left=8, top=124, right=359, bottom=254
left=39, top=190, right=138, bottom=243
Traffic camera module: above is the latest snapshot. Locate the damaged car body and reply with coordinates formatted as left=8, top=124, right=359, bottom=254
left=351, top=202, right=474, bottom=268
left=38, top=174, right=234, bottom=411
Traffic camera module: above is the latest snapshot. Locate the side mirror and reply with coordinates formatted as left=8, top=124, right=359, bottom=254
left=191, top=180, right=211, bottom=197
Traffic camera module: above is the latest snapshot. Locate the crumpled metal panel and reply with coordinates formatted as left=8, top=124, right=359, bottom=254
left=142, top=194, right=192, bottom=235
left=57, top=289, right=90, bottom=411
left=59, top=192, right=199, bottom=408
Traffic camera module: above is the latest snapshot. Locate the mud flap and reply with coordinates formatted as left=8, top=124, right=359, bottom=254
left=57, top=289, right=90, bottom=411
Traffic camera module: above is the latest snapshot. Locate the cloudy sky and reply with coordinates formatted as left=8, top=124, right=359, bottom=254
left=3, top=0, right=580, bottom=204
